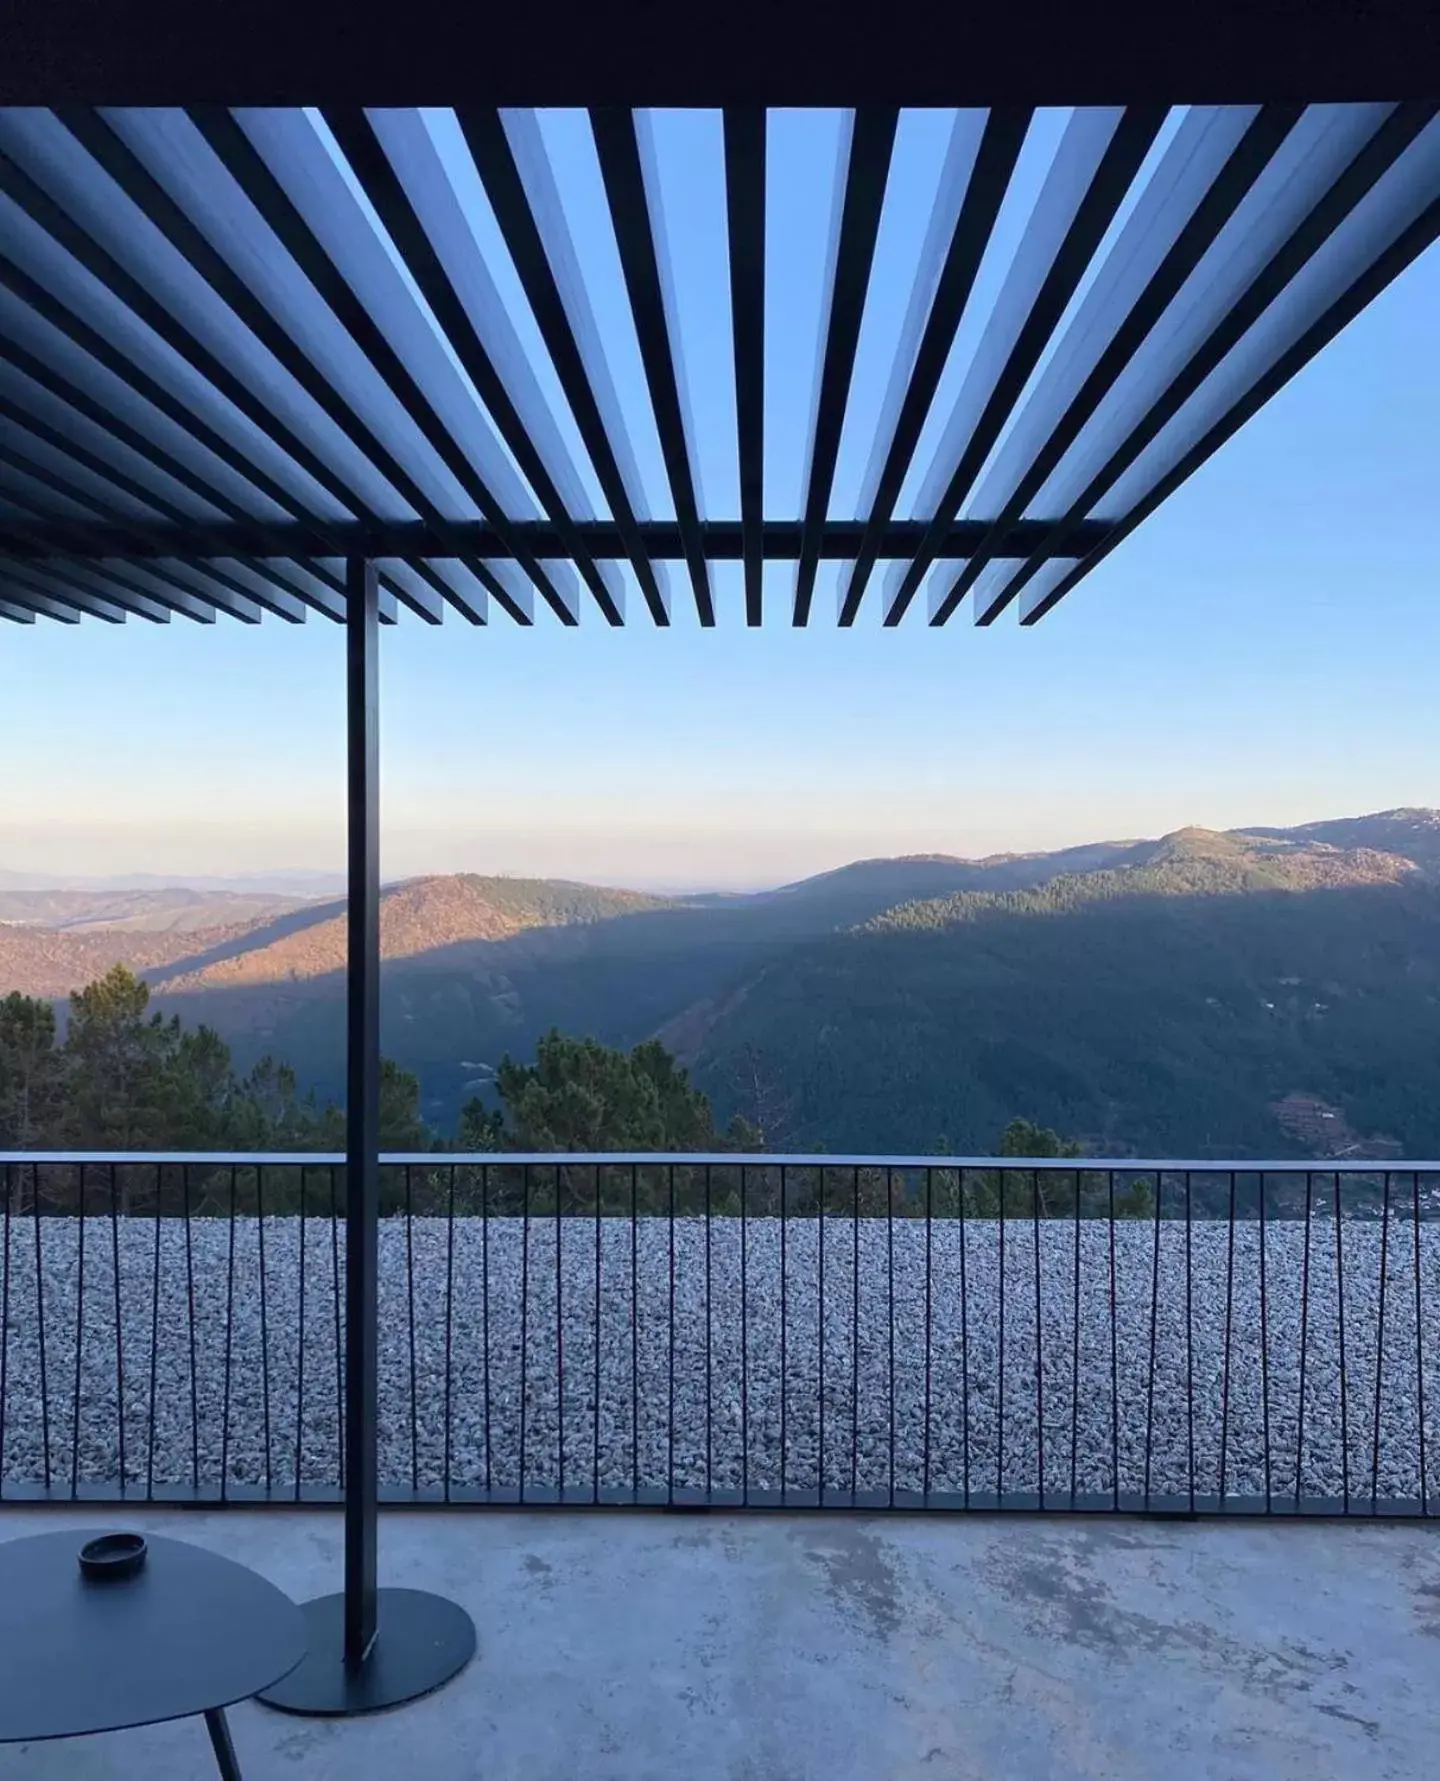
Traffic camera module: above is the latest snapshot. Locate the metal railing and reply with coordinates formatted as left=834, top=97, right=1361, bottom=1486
left=1, top=1152, right=1436, bottom=1516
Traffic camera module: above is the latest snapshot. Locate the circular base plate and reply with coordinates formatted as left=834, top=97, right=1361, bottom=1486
left=256, top=1588, right=476, bottom=1717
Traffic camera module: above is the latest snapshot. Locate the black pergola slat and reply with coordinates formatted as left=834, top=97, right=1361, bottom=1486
left=837, top=107, right=1032, bottom=624
left=0, top=249, right=325, bottom=564
left=320, top=107, right=617, bottom=626
left=50, top=108, right=516, bottom=625
left=883, top=105, right=1168, bottom=626
left=0, top=550, right=161, bottom=623
left=935, top=102, right=1304, bottom=624
left=184, top=106, right=562, bottom=624
left=0, top=334, right=275, bottom=556
left=793, top=107, right=897, bottom=626
left=723, top=107, right=766, bottom=625
left=0, top=419, right=319, bottom=622
left=1022, top=184, right=1440, bottom=624
left=591, top=106, right=713, bottom=626
left=984, top=99, right=1439, bottom=623
left=0, top=123, right=455, bottom=619
left=0, top=362, right=325, bottom=621
left=0, top=236, right=437, bottom=623
left=460, top=106, right=668, bottom=624
left=0, top=579, right=82, bottom=622
left=0, top=473, right=273, bottom=622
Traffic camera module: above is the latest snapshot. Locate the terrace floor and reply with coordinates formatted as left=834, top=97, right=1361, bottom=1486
left=0, top=1506, right=1436, bottom=1780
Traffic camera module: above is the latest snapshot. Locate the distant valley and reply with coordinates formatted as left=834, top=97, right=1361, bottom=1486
left=4, top=808, right=1440, bottom=1160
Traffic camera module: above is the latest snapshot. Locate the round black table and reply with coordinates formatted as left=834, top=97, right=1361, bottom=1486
left=0, top=1529, right=307, bottom=1780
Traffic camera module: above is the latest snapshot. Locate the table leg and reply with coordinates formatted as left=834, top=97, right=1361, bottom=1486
left=203, top=1707, right=242, bottom=1781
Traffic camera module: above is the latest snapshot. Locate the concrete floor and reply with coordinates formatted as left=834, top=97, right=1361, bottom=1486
left=0, top=1507, right=1436, bottom=1781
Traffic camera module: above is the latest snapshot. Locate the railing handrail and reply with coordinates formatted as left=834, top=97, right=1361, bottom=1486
left=2, top=1150, right=1437, bottom=1173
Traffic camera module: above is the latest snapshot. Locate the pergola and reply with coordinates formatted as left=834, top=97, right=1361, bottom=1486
left=3, top=0, right=1437, bottom=1729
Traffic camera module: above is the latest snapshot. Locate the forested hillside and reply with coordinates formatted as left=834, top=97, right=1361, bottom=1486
left=689, top=875, right=1440, bottom=1155
left=4, top=810, right=1440, bottom=1159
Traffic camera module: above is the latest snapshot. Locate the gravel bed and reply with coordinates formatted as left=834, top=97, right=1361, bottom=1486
left=2, top=1216, right=1437, bottom=1503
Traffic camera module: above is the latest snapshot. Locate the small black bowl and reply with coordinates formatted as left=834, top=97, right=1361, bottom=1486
left=79, top=1533, right=147, bottom=1582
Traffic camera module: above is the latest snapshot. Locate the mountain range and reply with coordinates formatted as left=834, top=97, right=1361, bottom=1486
left=4, top=808, right=1440, bottom=1159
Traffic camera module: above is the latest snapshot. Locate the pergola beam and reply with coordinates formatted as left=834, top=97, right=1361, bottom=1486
left=0, top=517, right=1113, bottom=562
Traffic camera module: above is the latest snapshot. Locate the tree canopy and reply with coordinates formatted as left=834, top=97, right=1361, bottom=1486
left=461, top=1029, right=759, bottom=1154
left=1, top=966, right=1155, bottom=1219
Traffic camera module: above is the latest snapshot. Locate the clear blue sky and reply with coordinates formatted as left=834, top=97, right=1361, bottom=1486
left=3, top=109, right=1438, bottom=891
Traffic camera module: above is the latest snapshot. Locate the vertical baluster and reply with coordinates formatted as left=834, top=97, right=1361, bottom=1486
left=667, top=1163, right=676, bottom=1504
left=556, top=1163, right=565, bottom=1500
left=147, top=1161, right=164, bottom=1496
left=1295, top=1173, right=1314, bottom=1509
left=781, top=1164, right=788, bottom=1503
left=1259, top=1172, right=1272, bottom=1512
left=1033, top=1166, right=1045, bottom=1508
left=923, top=1166, right=932, bottom=1505
left=1412, top=1171, right=1428, bottom=1516
left=33, top=1162, right=52, bottom=1490
left=818, top=1164, right=826, bottom=1502
left=220, top=1166, right=236, bottom=1500
left=406, top=1165, right=419, bottom=1493
left=850, top=1165, right=859, bottom=1504
left=741, top=1162, right=750, bottom=1506
left=631, top=1162, right=639, bottom=1502
left=1143, top=1171, right=1161, bottom=1509
left=258, top=1164, right=272, bottom=1496
left=593, top=1163, right=602, bottom=1504
left=1, top=1164, right=11, bottom=1496
left=1184, top=1171, right=1195, bottom=1513
left=443, top=1165, right=455, bottom=1504
left=704, top=1162, right=713, bottom=1500
left=70, top=1163, right=86, bottom=1498
left=482, top=1164, right=492, bottom=1493
left=330, top=1164, right=343, bottom=1494
left=110, top=1161, right=126, bottom=1493
left=887, top=1166, right=895, bottom=1507
left=520, top=1164, right=530, bottom=1503
left=1371, top=1171, right=1392, bottom=1513
left=185, top=1166, right=200, bottom=1494
left=998, top=1164, right=1007, bottom=1504
left=1070, top=1166, right=1081, bottom=1508
left=295, top=1166, right=307, bottom=1502
left=1219, top=1171, right=1236, bottom=1507
left=959, top=1167, right=970, bottom=1509
left=1107, top=1168, right=1118, bottom=1511
left=1333, top=1171, right=1350, bottom=1512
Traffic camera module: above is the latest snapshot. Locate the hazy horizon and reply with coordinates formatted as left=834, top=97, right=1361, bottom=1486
left=3, top=800, right=1433, bottom=899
